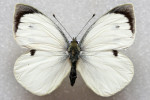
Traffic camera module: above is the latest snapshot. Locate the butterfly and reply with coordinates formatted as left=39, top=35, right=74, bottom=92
left=13, top=4, right=135, bottom=97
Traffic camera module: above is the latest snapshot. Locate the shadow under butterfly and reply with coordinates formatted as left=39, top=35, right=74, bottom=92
left=13, top=4, right=135, bottom=97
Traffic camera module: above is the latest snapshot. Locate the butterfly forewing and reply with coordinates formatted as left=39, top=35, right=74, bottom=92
left=14, top=4, right=69, bottom=51
left=79, top=4, right=135, bottom=51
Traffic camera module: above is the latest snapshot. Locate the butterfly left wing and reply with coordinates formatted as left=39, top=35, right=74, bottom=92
left=78, top=4, right=135, bottom=97
left=13, top=4, right=70, bottom=96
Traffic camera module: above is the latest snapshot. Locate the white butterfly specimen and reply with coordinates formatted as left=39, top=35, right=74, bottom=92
left=13, top=4, right=135, bottom=97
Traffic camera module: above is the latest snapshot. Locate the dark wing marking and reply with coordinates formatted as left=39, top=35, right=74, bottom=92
left=14, top=4, right=69, bottom=44
left=108, top=4, right=135, bottom=33
left=14, top=4, right=40, bottom=32
left=112, top=50, right=118, bottom=57
left=30, top=49, right=36, bottom=56
left=79, top=4, right=135, bottom=47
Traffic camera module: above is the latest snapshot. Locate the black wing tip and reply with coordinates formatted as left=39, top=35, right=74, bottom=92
left=118, top=4, right=133, bottom=8
left=14, top=4, right=39, bottom=15
left=15, top=4, right=38, bottom=11
left=14, top=4, right=40, bottom=33
left=15, top=4, right=27, bottom=8
left=109, top=4, right=134, bottom=12
left=109, top=4, right=135, bottom=34
left=108, top=4, right=133, bottom=12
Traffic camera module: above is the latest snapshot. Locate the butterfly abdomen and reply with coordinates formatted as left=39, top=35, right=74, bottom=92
left=68, top=38, right=80, bottom=86
left=69, top=62, right=77, bottom=86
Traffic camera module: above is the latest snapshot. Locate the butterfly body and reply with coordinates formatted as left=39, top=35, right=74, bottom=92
left=68, top=38, right=80, bottom=86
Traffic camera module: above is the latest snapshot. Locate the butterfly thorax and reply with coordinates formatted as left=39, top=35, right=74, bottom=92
left=68, top=38, right=80, bottom=86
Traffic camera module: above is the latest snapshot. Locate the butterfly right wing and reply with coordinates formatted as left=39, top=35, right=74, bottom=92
left=77, top=4, right=135, bottom=97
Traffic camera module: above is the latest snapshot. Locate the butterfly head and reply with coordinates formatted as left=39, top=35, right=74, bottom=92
left=68, top=37, right=80, bottom=53
left=71, top=37, right=78, bottom=44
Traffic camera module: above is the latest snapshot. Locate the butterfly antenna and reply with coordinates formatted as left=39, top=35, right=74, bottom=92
left=76, top=14, right=95, bottom=38
left=53, top=14, right=72, bottom=39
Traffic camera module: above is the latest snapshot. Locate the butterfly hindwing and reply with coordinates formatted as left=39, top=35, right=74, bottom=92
left=14, top=51, right=71, bottom=96
left=77, top=51, right=134, bottom=97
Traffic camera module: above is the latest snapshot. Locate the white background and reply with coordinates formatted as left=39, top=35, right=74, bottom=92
left=0, top=0, right=149, bottom=100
